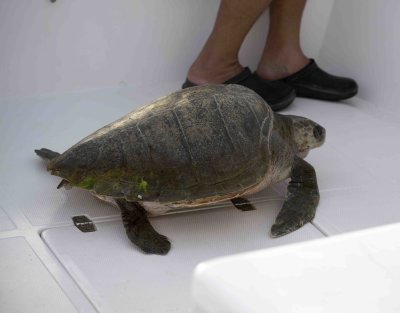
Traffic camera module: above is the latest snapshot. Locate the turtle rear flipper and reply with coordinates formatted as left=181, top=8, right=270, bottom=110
left=35, top=148, right=60, bottom=160
left=116, top=199, right=171, bottom=255
left=271, top=157, right=319, bottom=237
left=231, top=197, right=256, bottom=211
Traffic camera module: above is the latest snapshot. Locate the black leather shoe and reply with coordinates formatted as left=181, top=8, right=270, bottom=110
left=182, top=67, right=296, bottom=111
left=280, top=59, right=358, bottom=101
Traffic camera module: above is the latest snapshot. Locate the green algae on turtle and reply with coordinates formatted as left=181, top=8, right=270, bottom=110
left=35, top=84, right=325, bottom=255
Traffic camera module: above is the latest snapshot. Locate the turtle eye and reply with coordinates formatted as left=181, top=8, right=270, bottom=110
left=313, top=125, right=325, bottom=139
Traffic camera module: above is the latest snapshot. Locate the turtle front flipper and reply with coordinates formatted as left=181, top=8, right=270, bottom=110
left=271, top=156, right=319, bottom=237
left=116, top=199, right=171, bottom=255
left=35, top=148, right=60, bottom=160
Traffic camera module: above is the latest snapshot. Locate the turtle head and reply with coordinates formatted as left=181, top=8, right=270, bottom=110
left=287, top=115, right=326, bottom=157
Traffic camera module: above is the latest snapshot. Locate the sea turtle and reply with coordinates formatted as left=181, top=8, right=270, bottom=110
left=35, top=84, right=325, bottom=255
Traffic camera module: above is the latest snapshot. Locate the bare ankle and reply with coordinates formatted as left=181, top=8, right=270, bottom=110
left=257, top=49, right=309, bottom=80
left=187, top=58, right=243, bottom=85
left=256, top=61, right=291, bottom=81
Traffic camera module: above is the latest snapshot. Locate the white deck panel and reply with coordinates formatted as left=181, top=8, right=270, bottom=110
left=0, top=206, right=15, bottom=231
left=42, top=200, right=323, bottom=313
left=0, top=237, right=80, bottom=313
left=316, top=186, right=400, bottom=235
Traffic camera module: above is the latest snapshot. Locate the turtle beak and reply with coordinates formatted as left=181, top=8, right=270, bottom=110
left=297, top=149, right=310, bottom=159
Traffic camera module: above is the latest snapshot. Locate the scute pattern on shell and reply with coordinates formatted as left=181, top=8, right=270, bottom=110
left=48, top=85, right=275, bottom=206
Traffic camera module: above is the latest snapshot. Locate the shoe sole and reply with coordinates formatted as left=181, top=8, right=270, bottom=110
left=269, top=89, right=296, bottom=111
left=296, top=87, right=358, bottom=101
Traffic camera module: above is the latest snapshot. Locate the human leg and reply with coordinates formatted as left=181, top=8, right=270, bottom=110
left=257, top=0, right=358, bottom=100
left=187, top=0, right=272, bottom=85
left=184, top=0, right=296, bottom=111
left=257, top=0, right=309, bottom=80
left=185, top=0, right=357, bottom=105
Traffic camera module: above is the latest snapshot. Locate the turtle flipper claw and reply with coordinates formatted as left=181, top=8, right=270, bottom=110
left=128, top=227, right=171, bottom=255
left=271, top=208, right=315, bottom=238
left=271, top=157, right=319, bottom=237
left=117, top=199, right=171, bottom=255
